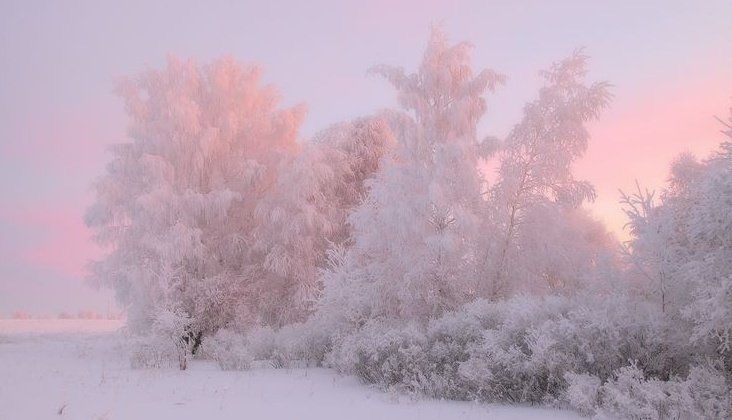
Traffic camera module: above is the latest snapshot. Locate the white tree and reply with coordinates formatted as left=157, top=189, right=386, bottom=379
left=680, top=140, right=732, bottom=355
left=86, top=57, right=305, bottom=335
left=513, top=205, right=619, bottom=295
left=488, top=51, right=611, bottom=296
left=319, top=28, right=503, bottom=326
left=249, top=114, right=397, bottom=327
left=623, top=105, right=732, bottom=356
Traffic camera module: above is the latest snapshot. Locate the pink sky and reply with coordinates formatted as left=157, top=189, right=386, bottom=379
left=1, top=1, right=730, bottom=315
left=578, top=64, right=731, bottom=239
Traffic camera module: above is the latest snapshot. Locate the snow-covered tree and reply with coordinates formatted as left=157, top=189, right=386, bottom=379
left=620, top=180, right=680, bottom=313
left=512, top=205, right=619, bottom=295
left=679, top=141, right=731, bottom=355
left=488, top=51, right=611, bottom=296
left=623, top=107, right=732, bottom=357
left=86, top=57, right=305, bottom=335
left=319, top=28, right=503, bottom=326
left=248, top=114, right=397, bottom=327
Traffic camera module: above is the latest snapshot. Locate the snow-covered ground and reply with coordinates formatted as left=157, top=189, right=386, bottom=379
left=0, top=318, right=124, bottom=335
left=0, top=320, right=582, bottom=420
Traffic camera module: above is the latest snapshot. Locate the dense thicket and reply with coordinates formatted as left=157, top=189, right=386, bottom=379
left=87, top=29, right=731, bottom=417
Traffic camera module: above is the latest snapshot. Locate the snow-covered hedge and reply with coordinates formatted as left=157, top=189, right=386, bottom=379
left=319, top=294, right=729, bottom=411
left=129, top=309, right=197, bottom=370
left=200, top=322, right=331, bottom=370
left=565, top=362, right=730, bottom=419
left=201, top=329, right=253, bottom=370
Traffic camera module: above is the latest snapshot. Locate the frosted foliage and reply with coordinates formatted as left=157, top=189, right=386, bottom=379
left=570, top=362, right=732, bottom=419
left=489, top=51, right=611, bottom=297
left=80, top=29, right=730, bottom=417
left=201, top=329, right=253, bottom=370
left=86, top=57, right=304, bottom=334
left=129, top=308, right=196, bottom=370
left=624, top=140, right=732, bottom=353
left=250, top=115, right=397, bottom=326
left=511, top=205, right=619, bottom=295
left=563, top=373, right=601, bottom=416
left=320, top=27, right=503, bottom=325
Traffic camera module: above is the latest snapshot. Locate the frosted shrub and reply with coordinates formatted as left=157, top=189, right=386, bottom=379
left=595, top=363, right=672, bottom=420
left=202, top=329, right=253, bottom=370
left=325, top=296, right=560, bottom=400
left=676, top=363, right=730, bottom=419
left=325, top=293, right=702, bottom=407
left=421, top=303, right=492, bottom=399
left=327, top=320, right=435, bottom=395
left=563, top=373, right=601, bottom=416
left=129, top=335, right=180, bottom=369
left=130, top=309, right=197, bottom=370
left=244, top=326, right=277, bottom=361
left=202, top=322, right=332, bottom=369
left=538, top=296, right=690, bottom=382
left=564, top=362, right=730, bottom=419
left=460, top=294, right=694, bottom=404
left=457, top=296, right=574, bottom=403
left=271, top=322, right=331, bottom=367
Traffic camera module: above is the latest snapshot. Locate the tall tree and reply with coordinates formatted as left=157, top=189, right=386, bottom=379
left=489, top=51, right=611, bottom=296
left=85, top=57, right=305, bottom=334
left=319, top=28, right=503, bottom=326
left=249, top=114, right=397, bottom=327
left=624, top=135, right=731, bottom=355
left=622, top=101, right=732, bottom=361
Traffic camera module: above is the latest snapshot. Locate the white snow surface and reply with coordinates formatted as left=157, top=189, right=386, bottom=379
left=0, top=319, right=582, bottom=420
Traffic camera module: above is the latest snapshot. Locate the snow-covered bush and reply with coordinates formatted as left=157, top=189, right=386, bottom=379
left=200, top=321, right=331, bottom=369
left=456, top=296, right=575, bottom=403
left=323, top=293, right=708, bottom=406
left=268, top=321, right=332, bottom=366
left=679, top=362, right=731, bottom=419
left=129, top=335, right=180, bottom=369
left=201, top=329, right=253, bottom=370
left=593, top=363, right=673, bottom=419
left=563, top=372, right=601, bottom=416
left=243, top=326, right=278, bottom=361
left=567, top=361, right=731, bottom=419
left=458, top=294, right=701, bottom=404
left=326, top=320, right=433, bottom=393
left=320, top=299, right=500, bottom=398
left=324, top=297, right=565, bottom=400
left=129, top=309, right=196, bottom=369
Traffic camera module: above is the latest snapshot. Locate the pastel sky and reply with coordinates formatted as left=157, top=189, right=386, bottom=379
left=1, top=1, right=730, bottom=316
